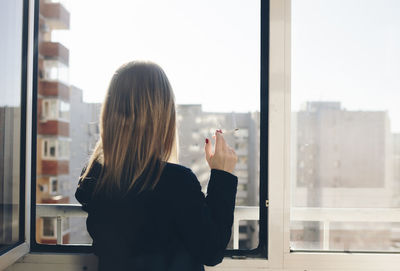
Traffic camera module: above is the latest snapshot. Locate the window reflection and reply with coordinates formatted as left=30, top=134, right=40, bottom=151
left=0, top=0, right=23, bottom=252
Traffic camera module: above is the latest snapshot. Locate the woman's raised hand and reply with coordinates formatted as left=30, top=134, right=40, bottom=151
left=205, top=130, right=238, bottom=174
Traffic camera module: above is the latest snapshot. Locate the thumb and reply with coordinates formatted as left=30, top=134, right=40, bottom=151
left=205, top=138, right=213, bottom=163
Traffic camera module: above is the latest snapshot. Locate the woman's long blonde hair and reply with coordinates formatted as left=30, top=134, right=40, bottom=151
left=80, top=61, right=177, bottom=197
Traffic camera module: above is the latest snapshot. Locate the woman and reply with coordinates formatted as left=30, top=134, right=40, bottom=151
left=75, top=61, right=238, bottom=271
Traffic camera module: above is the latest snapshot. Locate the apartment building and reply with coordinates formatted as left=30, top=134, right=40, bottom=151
left=291, top=101, right=395, bottom=250
left=36, top=0, right=71, bottom=244
left=293, top=101, right=393, bottom=207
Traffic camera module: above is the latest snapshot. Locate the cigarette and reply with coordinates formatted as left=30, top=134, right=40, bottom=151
left=218, top=128, right=239, bottom=135
left=207, top=128, right=239, bottom=139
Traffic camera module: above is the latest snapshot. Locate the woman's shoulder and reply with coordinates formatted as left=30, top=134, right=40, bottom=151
left=163, top=162, right=193, bottom=175
left=159, top=162, right=201, bottom=190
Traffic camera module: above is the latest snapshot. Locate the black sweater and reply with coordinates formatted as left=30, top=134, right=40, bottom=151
left=75, top=161, right=238, bottom=271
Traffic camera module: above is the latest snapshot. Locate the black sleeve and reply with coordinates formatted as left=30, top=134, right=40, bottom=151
left=173, top=169, right=238, bottom=266
left=74, top=162, right=101, bottom=211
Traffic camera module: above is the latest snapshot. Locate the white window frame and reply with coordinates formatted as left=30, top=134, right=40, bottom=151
left=4, top=0, right=400, bottom=270
left=265, top=0, right=400, bottom=270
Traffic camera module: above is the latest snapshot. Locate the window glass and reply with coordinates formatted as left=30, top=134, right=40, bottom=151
left=43, top=100, right=50, bottom=118
left=37, top=0, right=260, bottom=250
left=42, top=218, right=55, bottom=237
left=58, top=140, right=70, bottom=159
left=43, top=60, right=69, bottom=83
left=42, top=99, right=70, bottom=121
left=0, top=0, right=24, bottom=253
left=42, top=139, right=70, bottom=160
left=44, top=140, right=48, bottom=156
left=59, top=101, right=70, bottom=121
left=43, top=139, right=56, bottom=159
left=49, top=143, right=56, bottom=157
left=50, top=178, right=58, bottom=194
left=42, top=99, right=57, bottom=120
left=290, top=0, right=400, bottom=252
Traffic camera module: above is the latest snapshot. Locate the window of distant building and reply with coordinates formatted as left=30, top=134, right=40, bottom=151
left=41, top=217, right=70, bottom=240
left=50, top=177, right=58, bottom=195
left=43, top=60, right=69, bottom=83
left=42, top=139, right=70, bottom=160
left=42, top=99, right=70, bottom=121
left=42, top=218, right=56, bottom=238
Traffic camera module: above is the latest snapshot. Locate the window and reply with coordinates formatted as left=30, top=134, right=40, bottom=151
left=33, top=0, right=267, bottom=256
left=42, top=139, right=56, bottom=158
left=50, top=177, right=58, bottom=195
left=42, top=218, right=56, bottom=238
left=42, top=99, right=70, bottom=121
left=58, top=140, right=70, bottom=159
left=59, top=100, right=70, bottom=120
left=17, top=0, right=400, bottom=269
left=42, top=139, right=70, bottom=160
left=41, top=217, right=70, bottom=238
left=0, top=0, right=27, bottom=259
left=42, top=99, right=57, bottom=119
left=289, top=0, right=400, bottom=253
left=43, top=60, right=69, bottom=83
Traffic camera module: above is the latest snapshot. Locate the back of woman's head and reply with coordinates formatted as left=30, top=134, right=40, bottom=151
left=81, top=61, right=176, bottom=197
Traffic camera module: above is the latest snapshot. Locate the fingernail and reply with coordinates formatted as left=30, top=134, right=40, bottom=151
left=218, top=129, right=223, bottom=133
left=205, top=138, right=209, bottom=144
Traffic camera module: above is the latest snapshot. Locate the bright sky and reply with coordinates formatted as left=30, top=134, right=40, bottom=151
left=292, top=0, right=400, bottom=131
left=53, top=0, right=260, bottom=113
left=52, top=0, right=400, bottom=131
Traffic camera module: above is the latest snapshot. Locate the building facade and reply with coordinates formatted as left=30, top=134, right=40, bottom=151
left=36, top=0, right=71, bottom=244
left=291, top=101, right=395, bottom=250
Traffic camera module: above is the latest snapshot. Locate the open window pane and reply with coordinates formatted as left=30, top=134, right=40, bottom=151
left=290, top=0, right=400, bottom=252
left=36, top=0, right=261, bottom=251
left=0, top=0, right=24, bottom=254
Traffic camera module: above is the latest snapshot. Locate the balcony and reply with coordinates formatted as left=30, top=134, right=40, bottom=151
left=36, top=204, right=400, bottom=251
left=40, top=160, right=69, bottom=175
left=40, top=1, right=70, bottom=30
left=39, top=42, right=69, bottom=65
left=38, top=120, right=69, bottom=136
left=38, top=80, right=70, bottom=100
left=35, top=204, right=260, bottom=248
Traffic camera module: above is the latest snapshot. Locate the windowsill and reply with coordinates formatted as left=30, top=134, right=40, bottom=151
left=0, top=242, right=29, bottom=271
left=9, top=251, right=400, bottom=270
left=7, top=253, right=270, bottom=270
